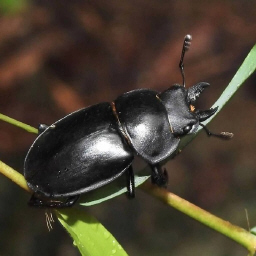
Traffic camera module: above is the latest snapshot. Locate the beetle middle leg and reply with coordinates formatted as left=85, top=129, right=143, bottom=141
left=150, top=164, right=168, bottom=188
left=126, top=165, right=135, bottom=198
left=28, top=194, right=80, bottom=208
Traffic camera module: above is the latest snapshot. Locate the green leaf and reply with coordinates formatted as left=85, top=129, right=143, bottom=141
left=179, top=43, right=256, bottom=148
left=56, top=208, right=128, bottom=256
left=0, top=0, right=29, bottom=14
left=212, top=43, right=256, bottom=113
left=80, top=167, right=151, bottom=206
left=250, top=227, right=256, bottom=236
left=80, top=43, right=256, bottom=206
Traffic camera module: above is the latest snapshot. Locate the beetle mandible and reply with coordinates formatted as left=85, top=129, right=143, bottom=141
left=24, top=35, right=232, bottom=208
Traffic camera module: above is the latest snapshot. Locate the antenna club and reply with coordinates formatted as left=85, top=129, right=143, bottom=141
left=184, top=34, right=192, bottom=51
left=179, top=34, right=193, bottom=87
left=220, top=132, right=234, bottom=140
left=185, top=34, right=192, bottom=41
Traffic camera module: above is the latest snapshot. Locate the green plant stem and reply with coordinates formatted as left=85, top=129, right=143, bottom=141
left=141, top=182, right=256, bottom=256
left=0, top=160, right=31, bottom=193
left=0, top=113, right=38, bottom=134
left=1, top=158, right=256, bottom=255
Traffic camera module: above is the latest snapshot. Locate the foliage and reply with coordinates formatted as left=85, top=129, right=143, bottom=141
left=0, top=0, right=29, bottom=14
left=0, top=44, right=255, bottom=255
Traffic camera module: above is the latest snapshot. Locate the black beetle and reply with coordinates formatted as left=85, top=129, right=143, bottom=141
left=24, top=35, right=232, bottom=208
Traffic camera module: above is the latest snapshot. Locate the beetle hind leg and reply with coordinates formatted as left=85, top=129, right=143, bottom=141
left=150, top=164, right=168, bottom=188
left=28, top=193, right=80, bottom=208
left=126, top=165, right=135, bottom=198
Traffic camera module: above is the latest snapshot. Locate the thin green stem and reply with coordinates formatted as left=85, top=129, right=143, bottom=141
left=0, top=113, right=38, bottom=134
left=0, top=114, right=36, bottom=191
left=0, top=160, right=31, bottom=193
left=141, top=182, right=256, bottom=255
left=2, top=156, right=256, bottom=255
left=0, top=118, right=256, bottom=255
left=179, top=43, right=256, bottom=150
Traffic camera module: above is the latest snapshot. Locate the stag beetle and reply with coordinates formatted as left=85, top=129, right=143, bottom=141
left=24, top=35, right=232, bottom=208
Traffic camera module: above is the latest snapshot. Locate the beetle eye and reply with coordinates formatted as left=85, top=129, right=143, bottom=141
left=183, top=125, right=192, bottom=134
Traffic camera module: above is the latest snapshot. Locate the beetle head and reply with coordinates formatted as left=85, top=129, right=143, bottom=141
left=159, top=34, right=233, bottom=140
left=159, top=82, right=217, bottom=137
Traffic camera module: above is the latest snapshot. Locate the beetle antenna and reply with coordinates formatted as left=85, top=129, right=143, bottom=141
left=179, top=34, right=192, bottom=87
left=200, top=123, right=233, bottom=140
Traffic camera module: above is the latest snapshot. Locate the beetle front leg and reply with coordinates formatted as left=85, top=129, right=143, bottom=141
left=150, top=164, right=168, bottom=188
left=126, top=165, right=135, bottom=198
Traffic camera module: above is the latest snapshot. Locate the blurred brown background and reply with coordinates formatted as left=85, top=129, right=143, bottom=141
left=0, top=1, right=256, bottom=255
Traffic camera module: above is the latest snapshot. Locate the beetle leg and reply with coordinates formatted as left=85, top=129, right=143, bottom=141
left=150, top=164, right=168, bottom=188
left=126, top=165, right=135, bottom=198
left=63, top=196, right=80, bottom=208
left=38, top=124, right=49, bottom=134
left=28, top=193, right=44, bottom=207
left=28, top=194, right=79, bottom=208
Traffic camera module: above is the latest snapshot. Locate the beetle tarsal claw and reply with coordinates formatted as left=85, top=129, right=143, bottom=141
left=150, top=164, right=168, bottom=188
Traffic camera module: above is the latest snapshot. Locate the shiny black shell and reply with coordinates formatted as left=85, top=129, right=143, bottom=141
left=24, top=88, right=192, bottom=199
left=115, top=89, right=179, bottom=164
left=159, top=85, right=199, bottom=135
left=23, top=34, right=218, bottom=204
left=24, top=102, right=133, bottom=197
